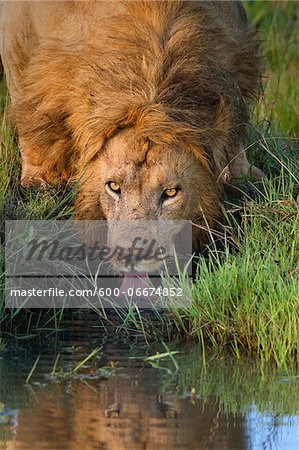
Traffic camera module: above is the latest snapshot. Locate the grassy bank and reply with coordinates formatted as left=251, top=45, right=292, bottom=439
left=174, top=171, right=298, bottom=366
left=0, top=1, right=298, bottom=366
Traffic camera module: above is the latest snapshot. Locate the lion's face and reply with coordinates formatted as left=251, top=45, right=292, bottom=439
left=79, top=129, right=219, bottom=272
left=97, top=130, right=211, bottom=221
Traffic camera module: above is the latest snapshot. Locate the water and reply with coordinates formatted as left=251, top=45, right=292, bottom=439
left=0, top=312, right=298, bottom=450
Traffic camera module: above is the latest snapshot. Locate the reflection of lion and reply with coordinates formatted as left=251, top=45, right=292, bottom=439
left=1, top=1, right=262, bottom=248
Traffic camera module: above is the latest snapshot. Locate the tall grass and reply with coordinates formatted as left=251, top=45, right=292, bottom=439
left=175, top=167, right=298, bottom=367
left=245, top=1, right=299, bottom=136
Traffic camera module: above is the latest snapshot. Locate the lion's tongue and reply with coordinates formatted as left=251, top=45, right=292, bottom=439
left=118, top=274, right=154, bottom=299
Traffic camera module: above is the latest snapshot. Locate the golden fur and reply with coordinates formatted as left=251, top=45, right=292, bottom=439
left=0, top=1, right=262, bottom=250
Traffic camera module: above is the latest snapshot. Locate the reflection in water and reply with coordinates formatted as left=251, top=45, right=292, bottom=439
left=1, top=377, right=246, bottom=450
left=0, top=366, right=246, bottom=449
left=0, top=315, right=298, bottom=450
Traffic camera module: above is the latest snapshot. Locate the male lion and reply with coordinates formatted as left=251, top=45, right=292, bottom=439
left=1, top=1, right=262, bottom=268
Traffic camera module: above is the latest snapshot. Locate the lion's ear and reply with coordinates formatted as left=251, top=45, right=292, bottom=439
left=76, top=137, right=107, bottom=172
left=76, top=117, right=132, bottom=171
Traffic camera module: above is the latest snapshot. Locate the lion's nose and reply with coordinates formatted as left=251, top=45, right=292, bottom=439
left=122, top=203, right=149, bottom=220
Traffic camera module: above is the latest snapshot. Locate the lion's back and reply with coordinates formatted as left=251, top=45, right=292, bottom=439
left=1, top=0, right=248, bottom=73
left=2, top=1, right=260, bottom=181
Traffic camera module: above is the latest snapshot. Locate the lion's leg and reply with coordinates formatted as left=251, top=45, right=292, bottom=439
left=19, top=138, right=68, bottom=188
left=229, top=150, right=264, bottom=181
left=21, top=149, right=50, bottom=188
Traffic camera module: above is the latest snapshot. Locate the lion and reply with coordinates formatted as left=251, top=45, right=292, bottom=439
left=0, top=1, right=263, bottom=272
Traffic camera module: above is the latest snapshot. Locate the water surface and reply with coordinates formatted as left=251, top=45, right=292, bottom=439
left=0, top=312, right=298, bottom=449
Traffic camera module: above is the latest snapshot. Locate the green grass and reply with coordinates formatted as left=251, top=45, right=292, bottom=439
left=174, top=173, right=298, bottom=367
left=0, top=1, right=298, bottom=366
left=245, top=0, right=299, bottom=136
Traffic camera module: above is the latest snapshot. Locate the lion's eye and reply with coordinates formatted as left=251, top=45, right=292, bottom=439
left=161, top=187, right=179, bottom=201
left=107, top=181, right=121, bottom=194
